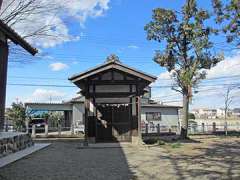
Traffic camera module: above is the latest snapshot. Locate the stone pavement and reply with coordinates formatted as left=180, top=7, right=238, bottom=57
left=0, top=140, right=135, bottom=180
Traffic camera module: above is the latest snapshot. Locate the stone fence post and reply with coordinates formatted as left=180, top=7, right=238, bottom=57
left=25, top=120, right=29, bottom=134
left=201, top=123, right=205, bottom=133
left=71, top=123, right=74, bottom=135
left=212, top=122, right=216, bottom=133
left=58, top=124, right=61, bottom=137
left=31, top=124, right=36, bottom=138
left=45, top=124, right=48, bottom=137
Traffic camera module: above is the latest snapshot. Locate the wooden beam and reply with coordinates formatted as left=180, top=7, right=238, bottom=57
left=0, top=20, right=37, bottom=55
left=89, top=92, right=136, bottom=98
left=0, top=40, right=8, bottom=131
left=88, top=80, right=143, bottom=85
left=0, top=0, right=3, bottom=9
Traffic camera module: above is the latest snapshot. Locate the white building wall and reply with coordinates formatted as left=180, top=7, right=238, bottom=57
left=71, top=103, right=180, bottom=134
left=141, top=107, right=179, bottom=127
left=216, top=108, right=225, bottom=118
left=72, top=103, right=84, bottom=129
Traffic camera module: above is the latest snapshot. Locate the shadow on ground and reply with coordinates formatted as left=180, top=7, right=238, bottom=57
left=159, top=138, right=240, bottom=179
left=0, top=140, right=137, bottom=180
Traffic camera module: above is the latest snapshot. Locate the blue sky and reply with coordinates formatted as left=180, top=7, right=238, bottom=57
left=5, top=0, right=240, bottom=109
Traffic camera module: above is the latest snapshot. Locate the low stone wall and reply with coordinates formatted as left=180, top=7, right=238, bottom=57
left=0, top=133, right=34, bottom=158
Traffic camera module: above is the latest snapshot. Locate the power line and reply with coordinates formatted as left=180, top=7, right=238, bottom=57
left=152, top=83, right=240, bottom=88
left=6, top=82, right=240, bottom=88
left=8, top=76, right=68, bottom=80
left=8, top=74, right=240, bottom=82
left=7, top=83, right=76, bottom=88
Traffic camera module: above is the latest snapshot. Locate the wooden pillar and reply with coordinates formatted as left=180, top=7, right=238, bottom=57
left=137, top=96, right=142, bottom=141
left=131, top=96, right=137, bottom=136
left=0, top=0, right=2, bottom=9
left=64, top=111, right=67, bottom=127
left=131, top=83, right=142, bottom=144
left=157, top=124, right=160, bottom=134
left=84, top=96, right=89, bottom=146
left=93, top=84, right=96, bottom=141
left=0, top=38, right=8, bottom=131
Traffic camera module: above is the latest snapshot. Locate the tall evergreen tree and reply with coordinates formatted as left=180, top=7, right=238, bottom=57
left=145, top=0, right=223, bottom=138
left=212, top=0, right=240, bottom=46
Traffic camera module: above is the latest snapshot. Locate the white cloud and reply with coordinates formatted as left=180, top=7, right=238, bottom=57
left=152, top=52, right=240, bottom=108
left=49, top=62, right=69, bottom=71
left=72, top=61, right=79, bottom=65
left=205, top=53, right=240, bottom=79
left=1, top=0, right=110, bottom=48
left=26, top=89, right=66, bottom=103
left=128, top=45, right=139, bottom=49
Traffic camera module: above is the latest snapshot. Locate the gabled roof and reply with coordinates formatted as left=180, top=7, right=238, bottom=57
left=69, top=57, right=157, bottom=83
left=64, top=96, right=85, bottom=103
left=0, top=20, right=37, bottom=55
left=141, top=104, right=182, bottom=109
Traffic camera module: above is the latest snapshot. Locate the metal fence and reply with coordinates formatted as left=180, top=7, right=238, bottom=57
left=28, top=124, right=84, bottom=138
left=188, top=123, right=240, bottom=135
left=4, top=124, right=83, bottom=138
left=142, top=122, right=240, bottom=136
left=5, top=121, right=240, bottom=138
left=141, top=124, right=179, bottom=136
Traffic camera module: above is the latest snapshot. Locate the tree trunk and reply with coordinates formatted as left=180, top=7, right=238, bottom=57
left=181, top=93, right=189, bottom=139
left=224, top=108, right=228, bottom=136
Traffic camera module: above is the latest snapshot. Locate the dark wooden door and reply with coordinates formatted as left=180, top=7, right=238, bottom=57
left=96, top=105, right=113, bottom=142
left=112, top=105, right=131, bottom=142
left=96, top=104, right=131, bottom=142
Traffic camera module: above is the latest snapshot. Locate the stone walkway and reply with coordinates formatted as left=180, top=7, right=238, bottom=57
left=0, top=140, right=135, bottom=180
left=1, top=136, right=240, bottom=180
left=0, top=143, right=50, bottom=168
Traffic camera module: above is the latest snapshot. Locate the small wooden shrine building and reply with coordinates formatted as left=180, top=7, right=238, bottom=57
left=69, top=55, right=157, bottom=143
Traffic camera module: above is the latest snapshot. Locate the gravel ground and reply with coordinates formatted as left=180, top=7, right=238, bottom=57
left=125, top=136, right=240, bottom=180
left=1, top=136, right=240, bottom=180
left=0, top=140, right=135, bottom=180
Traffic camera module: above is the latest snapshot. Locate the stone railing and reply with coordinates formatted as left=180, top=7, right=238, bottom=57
left=0, top=132, right=34, bottom=158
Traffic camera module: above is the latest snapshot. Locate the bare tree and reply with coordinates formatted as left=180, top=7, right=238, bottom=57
left=0, top=0, right=60, bottom=36
left=224, top=87, right=233, bottom=119
left=223, top=86, right=236, bottom=135
left=0, top=0, right=71, bottom=64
